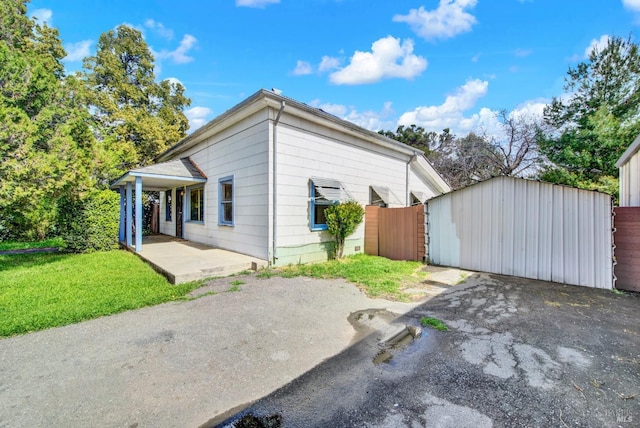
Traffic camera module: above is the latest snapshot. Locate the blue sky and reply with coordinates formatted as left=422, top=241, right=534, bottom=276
left=28, top=0, right=640, bottom=137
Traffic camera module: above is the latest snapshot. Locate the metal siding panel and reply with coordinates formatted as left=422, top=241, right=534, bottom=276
left=426, top=177, right=613, bottom=289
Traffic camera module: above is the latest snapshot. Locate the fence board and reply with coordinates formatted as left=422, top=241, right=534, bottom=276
left=364, top=205, right=423, bottom=261
left=614, top=206, right=640, bottom=292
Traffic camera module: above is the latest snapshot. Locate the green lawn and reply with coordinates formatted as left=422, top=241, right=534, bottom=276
left=0, top=251, right=199, bottom=337
left=0, top=237, right=64, bottom=252
left=279, top=254, right=426, bottom=300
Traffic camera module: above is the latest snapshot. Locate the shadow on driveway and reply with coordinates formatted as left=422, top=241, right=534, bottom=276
left=215, top=273, right=640, bottom=428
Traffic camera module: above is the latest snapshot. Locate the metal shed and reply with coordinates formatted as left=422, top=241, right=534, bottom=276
left=426, top=176, right=614, bottom=289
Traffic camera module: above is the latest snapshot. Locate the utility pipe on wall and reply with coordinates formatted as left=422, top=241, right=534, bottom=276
left=272, top=100, right=286, bottom=265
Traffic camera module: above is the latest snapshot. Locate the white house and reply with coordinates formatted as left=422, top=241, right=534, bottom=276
left=112, top=89, right=450, bottom=266
left=616, top=133, right=640, bottom=206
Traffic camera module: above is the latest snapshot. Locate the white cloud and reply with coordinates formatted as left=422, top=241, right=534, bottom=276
left=584, top=34, right=610, bottom=57
left=318, top=56, right=341, bottom=73
left=165, top=77, right=184, bottom=87
left=63, top=40, right=93, bottom=62
left=471, top=53, right=481, bottom=62
left=292, top=60, right=313, bottom=76
left=509, top=99, right=548, bottom=121
left=309, top=99, right=395, bottom=131
left=398, top=79, right=498, bottom=135
left=144, top=19, right=174, bottom=40
left=156, top=34, right=198, bottom=64
left=622, top=0, right=640, bottom=12
left=185, top=106, right=213, bottom=132
left=236, top=0, right=280, bottom=8
left=329, top=36, right=427, bottom=85
left=30, top=8, right=52, bottom=26
left=393, top=0, right=477, bottom=41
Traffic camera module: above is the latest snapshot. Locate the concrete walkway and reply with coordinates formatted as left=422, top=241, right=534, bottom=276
left=0, top=275, right=425, bottom=428
left=130, top=235, right=268, bottom=284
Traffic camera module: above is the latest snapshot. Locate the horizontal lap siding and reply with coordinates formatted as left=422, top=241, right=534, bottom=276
left=178, top=112, right=270, bottom=259
left=427, top=176, right=613, bottom=289
left=275, top=118, right=409, bottom=249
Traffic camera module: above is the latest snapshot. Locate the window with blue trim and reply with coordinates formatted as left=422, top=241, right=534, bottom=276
left=219, top=176, right=234, bottom=226
left=310, top=181, right=332, bottom=231
left=188, top=185, right=204, bottom=223
left=165, top=189, right=172, bottom=221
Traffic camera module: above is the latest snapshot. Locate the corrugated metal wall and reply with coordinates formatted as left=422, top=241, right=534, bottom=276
left=426, top=176, right=613, bottom=289
left=619, top=149, right=640, bottom=206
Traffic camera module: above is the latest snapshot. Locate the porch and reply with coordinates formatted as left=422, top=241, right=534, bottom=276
left=126, top=234, right=268, bottom=284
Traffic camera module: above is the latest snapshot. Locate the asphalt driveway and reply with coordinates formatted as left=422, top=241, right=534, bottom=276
left=0, top=275, right=422, bottom=428
left=216, top=272, right=640, bottom=427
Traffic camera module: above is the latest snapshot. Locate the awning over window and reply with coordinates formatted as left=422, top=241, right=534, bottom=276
left=311, top=177, right=354, bottom=202
left=410, top=191, right=428, bottom=204
left=371, top=185, right=402, bottom=206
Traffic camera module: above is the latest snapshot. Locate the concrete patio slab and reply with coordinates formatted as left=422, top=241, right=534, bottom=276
left=127, top=235, right=268, bottom=283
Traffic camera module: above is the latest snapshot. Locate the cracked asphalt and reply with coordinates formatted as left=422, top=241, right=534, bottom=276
left=216, top=273, right=640, bottom=428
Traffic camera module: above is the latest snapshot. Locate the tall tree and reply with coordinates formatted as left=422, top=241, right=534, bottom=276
left=0, top=0, right=94, bottom=240
left=83, top=25, right=191, bottom=183
left=486, top=110, right=545, bottom=177
left=540, top=36, right=640, bottom=197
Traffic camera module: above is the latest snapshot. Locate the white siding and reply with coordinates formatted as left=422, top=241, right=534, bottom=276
left=162, top=111, right=270, bottom=259
left=427, top=176, right=614, bottom=289
left=274, top=113, right=436, bottom=257
left=619, top=149, right=640, bottom=206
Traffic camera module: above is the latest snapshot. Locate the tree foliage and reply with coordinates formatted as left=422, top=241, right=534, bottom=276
left=0, top=0, right=93, bottom=240
left=381, top=113, right=545, bottom=189
left=540, top=36, right=640, bottom=198
left=325, top=201, right=365, bottom=259
left=0, top=5, right=191, bottom=242
left=83, top=25, right=190, bottom=183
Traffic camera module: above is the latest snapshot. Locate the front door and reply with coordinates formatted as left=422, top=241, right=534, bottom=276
left=176, top=188, right=184, bottom=238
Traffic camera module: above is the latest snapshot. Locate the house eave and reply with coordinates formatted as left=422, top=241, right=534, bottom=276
left=157, top=89, right=430, bottom=162
left=616, top=133, right=640, bottom=168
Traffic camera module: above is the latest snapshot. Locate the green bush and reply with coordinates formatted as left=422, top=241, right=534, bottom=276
left=57, top=189, right=120, bottom=253
left=325, top=201, right=365, bottom=259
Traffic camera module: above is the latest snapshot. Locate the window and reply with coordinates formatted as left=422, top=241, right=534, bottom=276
left=310, top=178, right=353, bottom=231
left=165, top=189, right=172, bottom=221
left=219, top=176, right=233, bottom=226
left=188, top=185, right=204, bottom=223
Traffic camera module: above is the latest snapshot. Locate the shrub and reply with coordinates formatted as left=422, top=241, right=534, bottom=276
left=325, top=201, right=365, bottom=259
left=57, top=189, right=120, bottom=253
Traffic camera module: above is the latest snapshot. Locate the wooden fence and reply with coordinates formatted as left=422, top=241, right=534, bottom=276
left=364, top=205, right=425, bottom=261
left=614, top=207, right=640, bottom=292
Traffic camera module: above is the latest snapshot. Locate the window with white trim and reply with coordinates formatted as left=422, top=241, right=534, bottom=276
left=188, top=185, right=204, bottom=223
left=309, top=178, right=353, bottom=231
left=219, top=176, right=234, bottom=226
left=369, top=185, right=401, bottom=207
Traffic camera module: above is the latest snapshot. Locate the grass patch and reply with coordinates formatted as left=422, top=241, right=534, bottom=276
left=0, top=251, right=201, bottom=337
left=228, top=279, right=245, bottom=292
left=280, top=254, right=426, bottom=300
left=257, top=270, right=278, bottom=279
left=0, top=237, right=64, bottom=251
left=420, top=317, right=448, bottom=331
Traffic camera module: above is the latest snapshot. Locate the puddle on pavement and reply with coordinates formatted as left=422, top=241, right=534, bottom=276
left=374, top=326, right=422, bottom=365
left=232, top=413, right=283, bottom=428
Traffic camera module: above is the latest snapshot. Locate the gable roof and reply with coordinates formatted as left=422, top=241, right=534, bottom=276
left=110, top=157, right=207, bottom=191
left=616, top=133, right=640, bottom=168
left=156, top=89, right=450, bottom=194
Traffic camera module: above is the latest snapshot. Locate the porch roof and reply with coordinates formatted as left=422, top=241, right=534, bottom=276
left=110, top=157, right=207, bottom=191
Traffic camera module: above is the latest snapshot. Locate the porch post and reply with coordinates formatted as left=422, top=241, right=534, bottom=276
left=119, top=185, right=125, bottom=243
left=126, top=182, right=133, bottom=248
left=135, top=176, right=142, bottom=252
